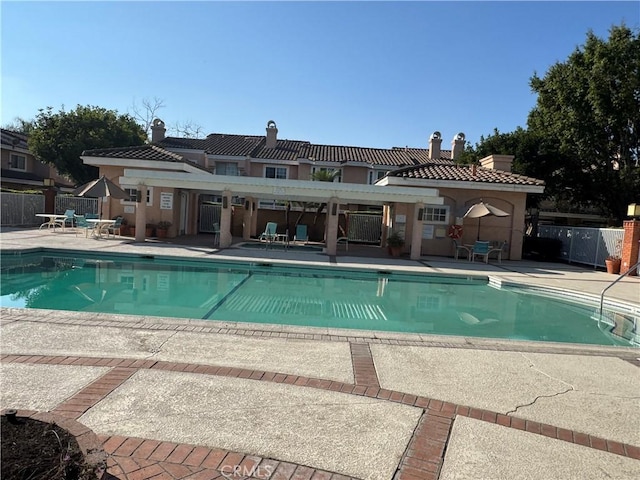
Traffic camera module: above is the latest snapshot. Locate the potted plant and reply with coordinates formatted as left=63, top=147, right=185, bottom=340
left=156, top=220, right=172, bottom=238
left=605, top=239, right=622, bottom=274
left=118, top=217, right=130, bottom=236
left=387, top=231, right=405, bottom=257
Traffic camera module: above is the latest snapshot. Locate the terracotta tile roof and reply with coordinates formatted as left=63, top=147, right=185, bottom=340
left=81, top=145, right=210, bottom=172
left=303, top=144, right=418, bottom=166
left=388, top=163, right=545, bottom=186
left=252, top=139, right=310, bottom=161
left=391, top=147, right=453, bottom=161
left=1, top=129, right=29, bottom=150
left=203, top=134, right=265, bottom=156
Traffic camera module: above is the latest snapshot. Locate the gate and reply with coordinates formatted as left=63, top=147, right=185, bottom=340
left=0, top=193, right=44, bottom=226
left=55, top=196, right=98, bottom=216
left=199, top=203, right=222, bottom=233
left=538, top=226, right=625, bottom=268
left=346, top=212, right=382, bottom=243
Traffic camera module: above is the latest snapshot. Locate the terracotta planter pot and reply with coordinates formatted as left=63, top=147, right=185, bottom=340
left=157, top=228, right=167, bottom=238
left=605, top=258, right=621, bottom=274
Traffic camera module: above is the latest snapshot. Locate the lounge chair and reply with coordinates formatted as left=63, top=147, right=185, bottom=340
left=74, top=215, right=92, bottom=238
left=55, top=209, right=75, bottom=229
left=471, top=241, right=491, bottom=263
left=453, top=240, right=472, bottom=261
left=294, top=224, right=308, bottom=243
left=104, top=217, right=123, bottom=238
left=259, top=222, right=277, bottom=242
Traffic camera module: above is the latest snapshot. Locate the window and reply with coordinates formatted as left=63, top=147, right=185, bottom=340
left=9, top=154, right=26, bottom=171
left=368, top=170, right=387, bottom=184
left=265, top=166, right=287, bottom=179
left=121, top=186, right=153, bottom=206
left=311, top=167, right=341, bottom=182
left=423, top=206, right=449, bottom=224
left=216, top=162, right=238, bottom=176
left=258, top=199, right=288, bottom=210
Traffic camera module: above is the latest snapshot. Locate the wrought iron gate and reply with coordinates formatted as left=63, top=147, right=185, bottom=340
left=199, top=203, right=221, bottom=233
left=346, top=212, right=382, bottom=243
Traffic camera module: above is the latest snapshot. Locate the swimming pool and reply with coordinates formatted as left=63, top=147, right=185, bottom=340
left=1, top=250, right=637, bottom=347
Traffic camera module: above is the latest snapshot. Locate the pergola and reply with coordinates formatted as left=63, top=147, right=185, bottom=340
left=120, top=168, right=443, bottom=258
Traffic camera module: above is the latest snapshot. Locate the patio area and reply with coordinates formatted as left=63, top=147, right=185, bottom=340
left=1, top=227, right=639, bottom=480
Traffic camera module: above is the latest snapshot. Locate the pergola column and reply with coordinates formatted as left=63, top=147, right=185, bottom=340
left=410, top=202, right=425, bottom=260
left=134, top=185, right=147, bottom=242
left=242, top=197, right=255, bottom=240
left=325, top=197, right=340, bottom=256
left=219, top=190, right=233, bottom=248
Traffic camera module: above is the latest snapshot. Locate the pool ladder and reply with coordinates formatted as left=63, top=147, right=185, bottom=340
left=599, top=259, right=640, bottom=315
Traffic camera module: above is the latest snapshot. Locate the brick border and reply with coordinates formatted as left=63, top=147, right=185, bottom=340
left=2, top=353, right=638, bottom=467
left=350, top=343, right=379, bottom=387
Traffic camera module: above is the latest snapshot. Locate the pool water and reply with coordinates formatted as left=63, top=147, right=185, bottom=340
left=1, top=251, right=637, bottom=347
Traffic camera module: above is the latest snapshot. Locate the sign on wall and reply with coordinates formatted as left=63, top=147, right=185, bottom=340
left=160, top=192, right=173, bottom=210
left=422, top=224, right=434, bottom=239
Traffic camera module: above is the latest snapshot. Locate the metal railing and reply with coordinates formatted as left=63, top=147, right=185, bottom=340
left=538, top=225, right=624, bottom=268
left=599, top=259, right=640, bottom=315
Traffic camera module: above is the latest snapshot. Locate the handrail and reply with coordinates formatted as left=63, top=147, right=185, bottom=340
left=599, top=259, right=640, bottom=315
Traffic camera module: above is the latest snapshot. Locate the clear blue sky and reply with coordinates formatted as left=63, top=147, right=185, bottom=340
left=2, top=1, right=638, bottom=150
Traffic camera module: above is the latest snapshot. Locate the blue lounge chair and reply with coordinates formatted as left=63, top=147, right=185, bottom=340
left=294, top=224, right=308, bottom=244
left=259, top=222, right=277, bottom=242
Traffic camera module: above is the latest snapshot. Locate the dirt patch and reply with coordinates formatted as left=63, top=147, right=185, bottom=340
left=1, top=415, right=100, bottom=480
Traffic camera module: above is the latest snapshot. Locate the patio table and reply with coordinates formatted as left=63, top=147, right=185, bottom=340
left=36, top=213, right=69, bottom=231
left=87, top=219, right=116, bottom=239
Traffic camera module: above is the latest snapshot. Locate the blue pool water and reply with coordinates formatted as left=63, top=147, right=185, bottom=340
left=0, top=250, right=637, bottom=347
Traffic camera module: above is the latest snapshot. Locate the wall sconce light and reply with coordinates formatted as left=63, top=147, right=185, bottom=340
left=627, top=203, right=640, bottom=218
left=331, top=203, right=338, bottom=216
left=43, top=178, right=55, bottom=187
left=136, top=190, right=142, bottom=203
left=223, top=197, right=229, bottom=209
left=245, top=200, right=250, bottom=210
left=418, top=208, right=424, bottom=221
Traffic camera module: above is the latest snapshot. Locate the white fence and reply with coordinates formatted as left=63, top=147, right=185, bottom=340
left=538, top=225, right=625, bottom=268
left=347, top=212, right=382, bottom=243
left=1, top=193, right=45, bottom=226
left=0, top=193, right=99, bottom=227
left=199, top=203, right=222, bottom=233
left=55, top=196, right=99, bottom=216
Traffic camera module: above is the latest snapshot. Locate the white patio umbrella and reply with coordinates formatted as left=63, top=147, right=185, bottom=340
left=72, top=175, right=129, bottom=219
left=463, top=201, right=510, bottom=240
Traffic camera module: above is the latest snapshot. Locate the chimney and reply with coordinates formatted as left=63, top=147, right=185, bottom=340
left=428, top=131, right=442, bottom=159
left=480, top=154, right=514, bottom=172
left=151, top=118, right=166, bottom=142
left=451, top=132, right=465, bottom=160
left=266, top=120, right=278, bottom=149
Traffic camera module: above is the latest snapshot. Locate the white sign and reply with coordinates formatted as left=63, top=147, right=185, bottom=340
left=422, top=224, right=434, bottom=239
left=160, top=192, right=173, bottom=210
left=395, top=214, right=406, bottom=224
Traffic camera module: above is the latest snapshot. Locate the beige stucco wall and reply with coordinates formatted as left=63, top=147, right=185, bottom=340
left=417, top=188, right=527, bottom=260
left=341, top=165, right=368, bottom=184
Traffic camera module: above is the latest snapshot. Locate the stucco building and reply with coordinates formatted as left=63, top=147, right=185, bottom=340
left=80, top=120, right=545, bottom=260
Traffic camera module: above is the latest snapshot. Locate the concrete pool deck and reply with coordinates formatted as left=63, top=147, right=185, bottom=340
left=1, top=227, right=639, bottom=479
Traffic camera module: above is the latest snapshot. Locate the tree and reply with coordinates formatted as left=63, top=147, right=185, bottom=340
left=28, top=105, right=147, bottom=184
left=130, top=97, right=165, bottom=138
left=458, top=127, right=562, bottom=209
left=527, top=24, right=640, bottom=222
left=2, top=117, right=35, bottom=134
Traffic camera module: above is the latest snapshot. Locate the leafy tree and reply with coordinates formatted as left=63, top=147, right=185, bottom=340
left=527, top=25, right=640, bottom=222
left=2, top=117, right=35, bottom=134
left=28, top=105, right=147, bottom=184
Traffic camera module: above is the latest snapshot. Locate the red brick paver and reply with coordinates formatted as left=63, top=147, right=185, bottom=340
left=3, top=346, right=639, bottom=480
